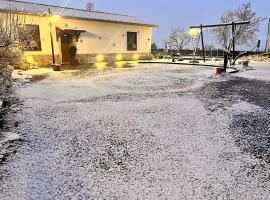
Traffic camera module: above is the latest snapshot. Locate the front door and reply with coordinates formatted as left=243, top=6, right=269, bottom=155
left=61, top=33, right=73, bottom=63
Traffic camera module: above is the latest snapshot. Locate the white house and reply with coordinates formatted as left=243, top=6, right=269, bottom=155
left=0, top=0, right=157, bottom=65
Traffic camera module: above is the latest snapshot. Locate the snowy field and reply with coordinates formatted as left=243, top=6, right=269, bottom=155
left=0, top=63, right=269, bottom=199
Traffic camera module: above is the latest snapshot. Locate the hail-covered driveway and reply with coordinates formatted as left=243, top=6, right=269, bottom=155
left=1, top=63, right=269, bottom=199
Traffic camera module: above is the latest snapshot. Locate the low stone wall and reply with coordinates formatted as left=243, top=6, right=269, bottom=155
left=27, top=53, right=152, bottom=66
left=26, top=55, right=61, bottom=67
left=77, top=53, right=152, bottom=64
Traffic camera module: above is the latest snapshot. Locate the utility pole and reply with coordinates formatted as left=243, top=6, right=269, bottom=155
left=265, top=18, right=270, bottom=52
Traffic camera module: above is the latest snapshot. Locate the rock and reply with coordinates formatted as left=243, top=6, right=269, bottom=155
left=25, top=75, right=33, bottom=80
left=14, top=121, right=19, bottom=127
left=1, top=99, right=11, bottom=108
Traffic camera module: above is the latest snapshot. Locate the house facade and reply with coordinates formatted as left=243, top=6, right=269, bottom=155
left=0, top=0, right=156, bottom=65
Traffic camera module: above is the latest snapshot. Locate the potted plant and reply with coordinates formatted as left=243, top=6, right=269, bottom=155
left=242, top=60, right=249, bottom=67
left=68, top=45, right=77, bottom=65
left=53, top=64, right=61, bottom=71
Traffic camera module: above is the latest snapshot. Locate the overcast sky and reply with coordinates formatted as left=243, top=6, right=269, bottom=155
left=25, top=0, right=270, bottom=49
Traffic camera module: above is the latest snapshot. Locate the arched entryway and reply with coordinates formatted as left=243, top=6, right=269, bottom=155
left=61, top=33, right=74, bottom=63
left=56, top=27, right=86, bottom=64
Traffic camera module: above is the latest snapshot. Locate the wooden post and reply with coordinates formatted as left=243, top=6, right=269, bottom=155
left=48, top=8, right=55, bottom=64
left=224, top=52, right=228, bottom=73
left=200, top=25, right=206, bottom=63
left=189, top=21, right=250, bottom=63
left=232, top=22, right=235, bottom=61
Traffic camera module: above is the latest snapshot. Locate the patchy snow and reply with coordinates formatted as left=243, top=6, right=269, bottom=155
left=232, top=62, right=270, bottom=81
left=0, top=132, right=22, bottom=163
left=1, top=64, right=270, bottom=199
left=1, top=132, right=22, bottom=144
left=230, top=101, right=264, bottom=114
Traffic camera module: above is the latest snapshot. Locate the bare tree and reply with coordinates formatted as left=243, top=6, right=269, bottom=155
left=151, top=42, right=158, bottom=51
left=213, top=3, right=264, bottom=50
left=0, top=13, right=33, bottom=65
left=167, top=27, right=192, bottom=52
left=204, top=44, right=216, bottom=51
left=0, top=13, right=33, bottom=102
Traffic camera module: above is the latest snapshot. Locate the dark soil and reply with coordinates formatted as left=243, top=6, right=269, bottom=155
left=196, top=76, right=270, bottom=163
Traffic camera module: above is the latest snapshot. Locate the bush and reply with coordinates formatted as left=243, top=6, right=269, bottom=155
left=0, top=12, right=31, bottom=130
left=243, top=55, right=270, bottom=63
left=0, top=63, right=13, bottom=91
left=0, top=13, right=34, bottom=71
left=69, top=45, right=77, bottom=65
left=68, top=45, right=77, bottom=57
left=0, top=63, right=13, bottom=116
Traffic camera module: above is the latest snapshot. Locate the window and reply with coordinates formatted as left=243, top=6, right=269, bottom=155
left=127, top=32, right=137, bottom=51
left=21, top=25, right=42, bottom=51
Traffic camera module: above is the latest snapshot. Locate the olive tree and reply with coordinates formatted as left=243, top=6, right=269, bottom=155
left=213, top=3, right=264, bottom=50
left=0, top=13, right=32, bottom=107
left=167, top=27, right=192, bottom=52
left=0, top=13, right=32, bottom=65
left=151, top=43, right=158, bottom=52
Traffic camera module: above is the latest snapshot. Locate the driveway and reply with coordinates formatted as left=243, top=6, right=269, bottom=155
left=0, top=63, right=269, bottom=199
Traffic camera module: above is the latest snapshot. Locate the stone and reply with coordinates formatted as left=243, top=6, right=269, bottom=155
left=1, top=99, right=10, bottom=108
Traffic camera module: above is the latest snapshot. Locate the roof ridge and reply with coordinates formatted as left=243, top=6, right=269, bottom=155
left=4, top=0, right=137, bottom=17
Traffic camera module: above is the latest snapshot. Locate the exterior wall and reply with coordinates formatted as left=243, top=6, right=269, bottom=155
left=11, top=13, right=153, bottom=65
left=19, top=14, right=58, bottom=65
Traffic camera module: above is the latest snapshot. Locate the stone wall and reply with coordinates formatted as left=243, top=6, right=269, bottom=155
left=28, top=53, right=152, bottom=66
left=77, top=53, right=152, bottom=64
left=29, top=55, right=61, bottom=67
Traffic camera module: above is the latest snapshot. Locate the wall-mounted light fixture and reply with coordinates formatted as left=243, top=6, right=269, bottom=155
left=133, top=54, right=140, bottom=60
left=116, top=54, right=123, bottom=61
left=96, top=54, right=104, bottom=62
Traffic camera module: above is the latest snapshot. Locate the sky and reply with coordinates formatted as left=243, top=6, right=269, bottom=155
left=25, top=0, right=270, bottom=50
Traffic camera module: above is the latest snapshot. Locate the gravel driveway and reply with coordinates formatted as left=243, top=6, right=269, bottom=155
left=0, top=63, right=269, bottom=199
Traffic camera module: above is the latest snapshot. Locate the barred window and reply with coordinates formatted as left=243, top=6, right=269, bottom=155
left=22, top=25, right=42, bottom=51
left=127, top=32, right=137, bottom=51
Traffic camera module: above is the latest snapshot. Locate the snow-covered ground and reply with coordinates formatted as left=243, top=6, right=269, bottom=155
left=233, top=61, right=270, bottom=81
left=0, top=64, right=269, bottom=199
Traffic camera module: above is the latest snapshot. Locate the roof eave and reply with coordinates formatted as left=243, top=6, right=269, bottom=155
left=67, top=16, right=158, bottom=27
left=0, top=9, right=158, bottom=27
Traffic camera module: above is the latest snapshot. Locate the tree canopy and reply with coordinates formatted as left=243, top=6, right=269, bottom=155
left=167, top=27, right=192, bottom=52
left=213, top=3, right=264, bottom=50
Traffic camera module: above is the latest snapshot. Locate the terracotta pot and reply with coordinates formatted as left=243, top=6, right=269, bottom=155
left=216, top=67, right=225, bottom=74
left=53, top=64, right=61, bottom=71
left=243, top=60, right=249, bottom=67
left=75, top=59, right=80, bottom=65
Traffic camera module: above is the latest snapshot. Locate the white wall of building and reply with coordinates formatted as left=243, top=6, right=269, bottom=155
left=20, top=14, right=153, bottom=56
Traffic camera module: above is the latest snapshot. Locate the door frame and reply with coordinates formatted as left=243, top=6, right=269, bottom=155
left=60, top=32, right=76, bottom=64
